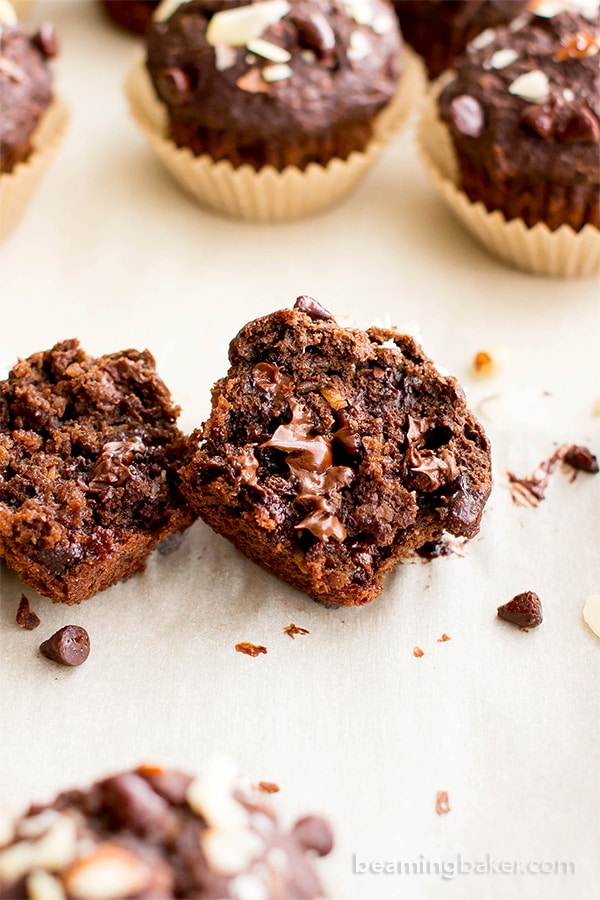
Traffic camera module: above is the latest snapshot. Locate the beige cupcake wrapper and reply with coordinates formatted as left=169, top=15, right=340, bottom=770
left=11, top=0, right=35, bottom=19
left=0, top=98, right=69, bottom=240
left=125, top=47, right=426, bottom=222
left=417, top=75, right=600, bottom=278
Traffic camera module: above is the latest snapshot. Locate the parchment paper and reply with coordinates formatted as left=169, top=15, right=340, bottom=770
left=1, top=4, right=598, bottom=899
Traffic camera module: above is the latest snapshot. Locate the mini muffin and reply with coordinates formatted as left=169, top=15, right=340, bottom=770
left=418, top=5, right=600, bottom=275
left=99, top=0, right=160, bottom=35
left=145, top=0, right=402, bottom=169
left=437, top=8, right=600, bottom=231
left=0, top=1, right=68, bottom=236
left=391, top=0, right=529, bottom=78
left=180, top=297, right=492, bottom=607
left=0, top=757, right=333, bottom=899
left=125, top=0, right=423, bottom=220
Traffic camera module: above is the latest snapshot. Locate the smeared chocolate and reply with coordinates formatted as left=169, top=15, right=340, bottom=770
left=87, top=439, right=145, bottom=493
left=230, top=446, right=260, bottom=488
left=508, top=446, right=566, bottom=506
left=405, top=416, right=459, bottom=490
left=252, top=362, right=292, bottom=397
left=262, top=400, right=353, bottom=541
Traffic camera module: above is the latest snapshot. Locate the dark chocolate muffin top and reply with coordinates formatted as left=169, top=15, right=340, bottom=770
left=0, top=10, right=58, bottom=173
left=392, top=0, right=530, bottom=78
left=146, top=0, right=402, bottom=147
left=438, top=8, right=600, bottom=187
left=0, top=759, right=332, bottom=899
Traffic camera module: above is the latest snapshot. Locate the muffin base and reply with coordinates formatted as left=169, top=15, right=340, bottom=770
left=418, top=77, right=600, bottom=278
left=0, top=98, right=69, bottom=240
left=125, top=48, right=425, bottom=222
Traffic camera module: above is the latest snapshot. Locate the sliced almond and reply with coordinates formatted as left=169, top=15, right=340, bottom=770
left=320, top=386, right=347, bottom=410
left=27, top=870, right=67, bottom=900
left=262, top=63, right=293, bottom=83
left=63, top=845, right=150, bottom=900
left=187, top=756, right=248, bottom=830
left=583, top=595, right=600, bottom=639
left=0, top=0, right=18, bottom=27
left=215, top=43, right=237, bottom=72
left=508, top=70, right=550, bottom=103
left=236, top=68, right=269, bottom=93
left=246, top=38, right=291, bottom=63
left=347, top=30, right=371, bottom=62
left=200, top=827, right=263, bottom=877
left=206, top=1, right=291, bottom=48
left=153, top=0, right=191, bottom=23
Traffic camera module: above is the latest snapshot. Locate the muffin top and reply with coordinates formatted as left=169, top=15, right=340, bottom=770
left=438, top=6, right=600, bottom=186
left=0, top=4, right=58, bottom=173
left=146, top=0, right=402, bottom=142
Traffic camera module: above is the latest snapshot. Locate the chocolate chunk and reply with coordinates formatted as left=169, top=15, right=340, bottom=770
left=520, top=98, right=562, bottom=138
left=156, top=67, right=191, bottom=105
left=497, top=591, right=543, bottom=628
left=563, top=444, right=599, bottom=473
left=235, top=642, right=267, bottom=657
left=16, top=594, right=41, bottom=630
left=100, top=773, right=178, bottom=840
left=39, top=625, right=90, bottom=666
left=294, top=296, right=333, bottom=321
left=292, top=815, right=334, bottom=857
left=556, top=107, right=600, bottom=143
left=449, top=95, right=484, bottom=138
left=293, top=9, right=336, bottom=61
left=32, top=23, right=58, bottom=59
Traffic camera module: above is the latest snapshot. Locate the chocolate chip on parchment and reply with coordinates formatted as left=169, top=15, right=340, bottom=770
left=563, top=445, right=599, bottom=474
left=39, top=625, right=90, bottom=666
left=497, top=591, right=543, bottom=629
left=292, top=815, right=334, bottom=857
left=16, top=594, right=41, bottom=630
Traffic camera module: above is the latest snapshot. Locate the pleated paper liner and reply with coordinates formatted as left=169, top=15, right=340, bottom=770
left=11, top=0, right=35, bottom=19
left=125, top=47, right=426, bottom=223
left=417, top=75, right=600, bottom=278
left=0, top=98, right=69, bottom=240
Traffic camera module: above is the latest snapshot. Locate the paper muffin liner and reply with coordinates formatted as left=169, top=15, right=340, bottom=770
left=124, top=47, right=426, bottom=222
left=11, top=0, right=35, bottom=19
left=417, top=75, right=600, bottom=278
left=0, top=97, right=69, bottom=240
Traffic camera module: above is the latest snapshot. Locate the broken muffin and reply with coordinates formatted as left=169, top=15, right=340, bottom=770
left=180, top=297, right=492, bottom=606
left=0, top=340, right=194, bottom=604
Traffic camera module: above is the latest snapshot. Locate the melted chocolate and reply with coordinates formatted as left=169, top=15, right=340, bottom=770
left=262, top=399, right=353, bottom=541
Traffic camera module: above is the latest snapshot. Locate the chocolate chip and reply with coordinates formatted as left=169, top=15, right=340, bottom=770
left=16, top=594, right=41, bottom=630
left=450, top=95, right=484, bottom=138
left=33, top=23, right=58, bottom=59
left=292, top=815, right=334, bottom=857
left=156, top=67, right=191, bottom=105
left=520, top=98, right=562, bottom=138
left=294, top=296, right=332, bottom=321
left=39, top=625, right=90, bottom=666
left=563, top=444, right=599, bottom=473
left=293, top=10, right=335, bottom=62
left=497, top=591, right=543, bottom=628
left=556, top=107, right=600, bottom=143
left=100, top=773, right=178, bottom=840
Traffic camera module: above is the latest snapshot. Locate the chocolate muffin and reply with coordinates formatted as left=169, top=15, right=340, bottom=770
left=100, top=0, right=159, bottom=35
left=391, top=0, right=529, bottom=78
left=0, top=759, right=333, bottom=899
left=181, top=297, right=492, bottom=607
left=437, top=7, right=600, bottom=231
left=0, top=7, right=58, bottom=173
left=145, top=0, right=403, bottom=170
left=0, top=340, right=194, bottom=604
